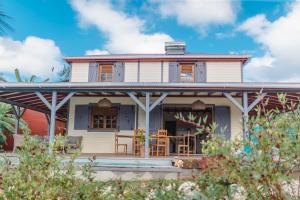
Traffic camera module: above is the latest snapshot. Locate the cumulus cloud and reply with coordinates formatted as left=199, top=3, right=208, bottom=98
left=70, top=0, right=173, bottom=53
left=85, top=49, right=109, bottom=55
left=151, top=0, right=237, bottom=32
left=0, top=36, right=63, bottom=79
left=239, top=2, right=300, bottom=82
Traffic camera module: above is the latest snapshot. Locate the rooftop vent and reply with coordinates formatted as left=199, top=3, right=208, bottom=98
left=165, top=41, right=186, bottom=55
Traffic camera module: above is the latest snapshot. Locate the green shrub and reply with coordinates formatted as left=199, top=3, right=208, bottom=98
left=198, top=94, right=300, bottom=199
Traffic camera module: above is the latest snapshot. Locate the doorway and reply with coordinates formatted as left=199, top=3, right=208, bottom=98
left=163, top=104, right=213, bottom=154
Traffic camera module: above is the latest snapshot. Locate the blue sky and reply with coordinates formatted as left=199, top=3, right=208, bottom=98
left=1, top=0, right=299, bottom=82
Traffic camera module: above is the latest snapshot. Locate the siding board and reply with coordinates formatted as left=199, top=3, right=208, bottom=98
left=70, top=63, right=89, bottom=82
left=206, top=62, right=242, bottom=82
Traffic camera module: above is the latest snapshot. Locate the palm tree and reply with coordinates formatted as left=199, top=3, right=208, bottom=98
left=14, top=68, right=49, bottom=82
left=0, top=6, right=13, bottom=35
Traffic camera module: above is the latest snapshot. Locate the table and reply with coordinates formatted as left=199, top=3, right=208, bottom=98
left=115, top=134, right=197, bottom=156
left=168, top=135, right=197, bottom=155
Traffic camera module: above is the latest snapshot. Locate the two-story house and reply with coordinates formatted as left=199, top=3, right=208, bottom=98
left=65, top=42, right=249, bottom=154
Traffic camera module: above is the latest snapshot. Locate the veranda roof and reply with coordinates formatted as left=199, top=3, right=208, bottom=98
left=1, top=82, right=300, bottom=117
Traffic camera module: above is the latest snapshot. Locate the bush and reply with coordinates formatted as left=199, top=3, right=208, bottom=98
left=198, top=94, right=300, bottom=199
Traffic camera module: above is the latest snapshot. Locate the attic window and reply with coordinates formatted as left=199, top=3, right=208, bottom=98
left=99, top=64, right=113, bottom=82
left=180, top=63, right=194, bottom=83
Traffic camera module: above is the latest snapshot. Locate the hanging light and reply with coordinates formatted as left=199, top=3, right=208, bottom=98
left=97, top=98, right=112, bottom=108
left=192, top=100, right=206, bottom=110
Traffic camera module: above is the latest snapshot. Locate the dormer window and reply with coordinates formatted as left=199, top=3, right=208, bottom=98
left=180, top=63, right=195, bottom=83
left=99, top=64, right=113, bottom=82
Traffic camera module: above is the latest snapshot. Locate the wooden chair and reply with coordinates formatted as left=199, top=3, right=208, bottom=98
left=152, top=129, right=168, bottom=157
left=114, top=132, right=127, bottom=155
left=178, top=133, right=191, bottom=157
left=133, top=129, right=142, bottom=156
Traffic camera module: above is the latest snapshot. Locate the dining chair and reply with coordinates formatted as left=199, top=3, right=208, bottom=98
left=133, top=129, right=142, bottom=156
left=178, top=133, right=191, bottom=157
left=152, top=129, right=168, bottom=157
left=114, top=132, right=127, bottom=155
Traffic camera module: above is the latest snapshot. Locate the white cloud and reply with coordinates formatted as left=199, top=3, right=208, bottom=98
left=239, top=1, right=300, bottom=82
left=0, top=36, right=63, bottom=79
left=85, top=49, right=109, bottom=55
left=70, top=0, right=173, bottom=53
left=151, top=0, right=237, bottom=32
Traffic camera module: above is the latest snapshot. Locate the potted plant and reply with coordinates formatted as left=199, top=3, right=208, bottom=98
left=137, top=129, right=146, bottom=156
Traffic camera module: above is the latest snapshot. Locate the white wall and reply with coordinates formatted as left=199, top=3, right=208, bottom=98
left=68, top=97, right=136, bottom=154
left=68, top=96, right=243, bottom=153
left=124, top=62, right=138, bottom=82
left=206, top=62, right=242, bottom=82
left=70, top=61, right=243, bottom=83
left=139, top=62, right=161, bottom=82
left=70, top=63, right=89, bottom=82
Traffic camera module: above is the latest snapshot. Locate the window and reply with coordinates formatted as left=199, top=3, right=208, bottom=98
left=99, top=64, right=113, bottom=82
left=180, top=64, right=194, bottom=83
left=90, top=107, right=118, bottom=130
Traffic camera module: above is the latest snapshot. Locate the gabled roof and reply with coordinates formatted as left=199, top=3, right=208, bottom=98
left=64, top=53, right=250, bottom=63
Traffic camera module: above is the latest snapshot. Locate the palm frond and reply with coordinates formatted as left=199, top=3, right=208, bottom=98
left=29, top=75, right=37, bottom=82
left=14, top=68, right=22, bottom=82
left=0, top=73, right=6, bottom=82
left=0, top=9, right=13, bottom=35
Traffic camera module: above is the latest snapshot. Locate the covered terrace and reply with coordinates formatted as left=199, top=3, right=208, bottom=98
left=1, top=82, right=300, bottom=158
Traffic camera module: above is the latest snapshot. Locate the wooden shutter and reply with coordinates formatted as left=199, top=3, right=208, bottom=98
left=150, top=106, right=162, bottom=133
left=169, top=62, right=179, bottom=83
left=74, top=105, right=89, bottom=130
left=195, top=62, right=206, bottom=83
left=88, top=63, right=98, bottom=82
left=113, top=62, right=124, bottom=82
left=118, top=105, right=135, bottom=130
left=214, top=106, right=231, bottom=139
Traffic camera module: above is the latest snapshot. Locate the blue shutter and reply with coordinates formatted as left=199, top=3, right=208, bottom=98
left=169, top=62, right=179, bottom=82
left=150, top=106, right=162, bottom=133
left=214, top=106, right=231, bottom=139
left=113, top=62, right=124, bottom=82
left=118, top=105, right=135, bottom=130
left=74, top=105, right=89, bottom=130
left=88, top=63, right=98, bottom=82
left=195, top=62, right=206, bottom=83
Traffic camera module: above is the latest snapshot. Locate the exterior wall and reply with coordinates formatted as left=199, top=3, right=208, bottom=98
left=206, top=62, right=242, bottom=82
left=70, top=63, right=89, bottom=82
left=70, top=61, right=242, bottom=83
left=68, top=97, right=136, bottom=154
left=162, top=62, right=169, bottom=82
left=140, top=62, right=161, bottom=82
left=68, top=96, right=242, bottom=154
left=124, top=62, right=138, bottom=82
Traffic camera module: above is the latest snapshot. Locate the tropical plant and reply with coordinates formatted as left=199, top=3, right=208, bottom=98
left=0, top=103, right=28, bottom=148
left=57, top=64, right=71, bottom=82
left=0, top=73, right=6, bottom=82
left=0, top=6, right=13, bottom=35
left=13, top=68, right=49, bottom=82
left=198, top=93, right=300, bottom=199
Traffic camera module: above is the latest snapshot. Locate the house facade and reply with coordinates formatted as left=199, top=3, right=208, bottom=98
left=65, top=42, right=249, bottom=154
